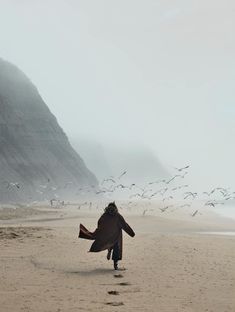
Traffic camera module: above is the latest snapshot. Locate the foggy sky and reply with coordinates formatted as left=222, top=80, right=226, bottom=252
left=0, top=0, right=235, bottom=190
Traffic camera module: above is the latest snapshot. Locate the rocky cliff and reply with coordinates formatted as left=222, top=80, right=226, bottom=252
left=0, top=58, right=97, bottom=203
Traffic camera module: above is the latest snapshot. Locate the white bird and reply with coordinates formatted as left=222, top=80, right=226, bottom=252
left=4, top=181, right=20, bottom=189
left=118, top=170, right=127, bottom=179
left=191, top=210, right=198, bottom=217
left=39, top=184, right=47, bottom=189
left=173, top=165, right=190, bottom=172
left=225, top=196, right=235, bottom=201
left=159, top=205, right=173, bottom=213
left=162, top=196, right=173, bottom=202
left=184, top=192, right=198, bottom=200
left=166, top=175, right=181, bottom=184
left=101, top=178, right=116, bottom=185
left=148, top=179, right=166, bottom=185
left=205, top=200, right=224, bottom=207
left=179, top=203, right=191, bottom=208
left=172, top=185, right=189, bottom=191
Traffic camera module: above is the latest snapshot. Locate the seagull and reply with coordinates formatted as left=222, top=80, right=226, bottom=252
left=203, top=191, right=211, bottom=196
left=215, top=187, right=229, bottom=193
left=191, top=210, right=198, bottom=217
left=129, top=193, right=148, bottom=199
left=162, top=196, right=173, bottom=202
left=142, top=209, right=148, bottom=216
left=39, top=184, right=48, bottom=189
left=101, top=178, right=116, bottom=185
left=114, top=184, right=126, bottom=190
left=148, top=179, right=166, bottom=185
left=149, top=191, right=160, bottom=198
left=96, top=190, right=107, bottom=194
left=184, top=192, right=197, bottom=200
left=159, top=188, right=168, bottom=196
left=150, top=188, right=168, bottom=197
left=128, top=183, right=136, bottom=190
left=203, top=188, right=228, bottom=197
left=223, top=191, right=235, bottom=198
left=205, top=201, right=216, bottom=207
left=179, top=203, right=191, bottom=208
left=166, top=175, right=181, bottom=184
left=159, top=205, right=173, bottom=213
left=135, top=185, right=147, bottom=192
left=10, top=182, right=20, bottom=189
left=173, top=165, right=190, bottom=172
left=118, top=170, right=127, bottom=179
left=207, top=188, right=220, bottom=195
left=129, top=193, right=141, bottom=199
left=205, top=200, right=224, bottom=207
left=36, top=190, right=43, bottom=194
left=181, top=171, right=188, bottom=178
left=172, top=185, right=189, bottom=191
left=225, top=196, right=235, bottom=201
left=4, top=181, right=20, bottom=189
left=117, top=183, right=136, bottom=191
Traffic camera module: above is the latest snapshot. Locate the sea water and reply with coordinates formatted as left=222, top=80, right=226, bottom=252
left=213, top=205, right=235, bottom=220
left=199, top=231, right=235, bottom=236
left=199, top=204, right=235, bottom=236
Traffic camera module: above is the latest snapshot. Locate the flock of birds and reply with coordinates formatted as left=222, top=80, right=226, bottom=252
left=1, top=164, right=235, bottom=217
left=93, top=166, right=235, bottom=216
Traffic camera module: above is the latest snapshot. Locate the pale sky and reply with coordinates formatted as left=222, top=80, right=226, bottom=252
left=0, top=0, right=235, bottom=190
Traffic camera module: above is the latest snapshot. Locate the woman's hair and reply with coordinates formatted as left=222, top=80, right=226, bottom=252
left=104, top=202, right=118, bottom=215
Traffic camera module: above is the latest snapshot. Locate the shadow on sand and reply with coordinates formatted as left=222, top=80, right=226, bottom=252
left=65, top=267, right=114, bottom=276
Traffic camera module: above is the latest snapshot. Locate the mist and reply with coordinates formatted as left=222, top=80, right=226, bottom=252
left=0, top=0, right=235, bottom=191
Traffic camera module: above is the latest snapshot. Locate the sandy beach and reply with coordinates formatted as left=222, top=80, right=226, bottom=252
left=1, top=203, right=235, bottom=312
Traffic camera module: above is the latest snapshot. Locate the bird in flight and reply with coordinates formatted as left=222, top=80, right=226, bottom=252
left=184, top=192, right=197, bottom=200
left=173, top=165, right=190, bottom=172
left=118, top=170, right=127, bottom=179
left=172, top=184, right=189, bottom=191
left=4, top=181, right=20, bottom=189
left=162, top=196, right=173, bottom=202
left=159, top=205, right=173, bottom=213
left=165, top=175, right=181, bottom=184
left=101, top=178, right=116, bottom=185
left=191, top=210, right=199, bottom=217
left=204, top=200, right=224, bottom=207
left=148, top=179, right=166, bottom=185
left=179, top=203, right=191, bottom=208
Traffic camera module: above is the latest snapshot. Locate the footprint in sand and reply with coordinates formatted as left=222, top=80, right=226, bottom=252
left=105, top=302, right=124, bottom=306
left=117, top=282, right=131, bottom=286
left=108, top=290, right=119, bottom=295
left=114, top=274, right=123, bottom=278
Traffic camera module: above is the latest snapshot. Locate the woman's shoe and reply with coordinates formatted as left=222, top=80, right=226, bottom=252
left=114, top=261, right=118, bottom=270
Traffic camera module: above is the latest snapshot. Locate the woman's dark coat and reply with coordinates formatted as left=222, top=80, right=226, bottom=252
left=79, top=212, right=135, bottom=260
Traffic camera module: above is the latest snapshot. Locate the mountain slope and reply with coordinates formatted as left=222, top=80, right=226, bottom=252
left=0, top=58, right=97, bottom=202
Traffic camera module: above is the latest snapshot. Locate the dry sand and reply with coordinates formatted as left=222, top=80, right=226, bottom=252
left=0, top=203, right=235, bottom=312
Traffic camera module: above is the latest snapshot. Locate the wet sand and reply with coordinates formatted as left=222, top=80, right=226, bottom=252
left=0, top=203, right=235, bottom=312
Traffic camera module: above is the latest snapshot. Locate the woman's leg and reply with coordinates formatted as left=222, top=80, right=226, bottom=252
left=112, top=242, right=119, bottom=270
left=107, top=247, right=112, bottom=260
